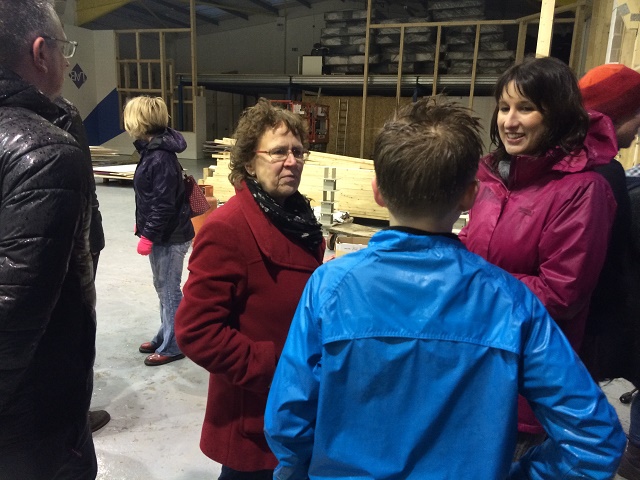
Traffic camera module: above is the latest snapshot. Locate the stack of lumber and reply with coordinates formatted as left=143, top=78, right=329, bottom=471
left=321, top=9, right=446, bottom=75
left=203, top=139, right=231, bottom=158
left=321, top=10, right=380, bottom=74
left=371, top=17, right=445, bottom=75
left=429, top=0, right=515, bottom=74
left=203, top=138, right=388, bottom=220
left=319, top=1, right=516, bottom=77
left=90, top=146, right=119, bottom=158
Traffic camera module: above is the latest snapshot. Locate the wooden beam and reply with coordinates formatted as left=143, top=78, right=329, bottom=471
left=123, top=2, right=182, bottom=28
left=569, top=3, right=587, bottom=71
left=585, top=0, right=615, bottom=69
left=360, top=0, right=373, bottom=159
left=292, top=0, right=312, bottom=8
left=155, top=0, right=219, bottom=26
left=194, top=0, right=252, bottom=19
left=536, top=0, right=556, bottom=57
left=191, top=0, right=199, bottom=134
left=246, top=0, right=279, bottom=15
left=76, top=0, right=133, bottom=25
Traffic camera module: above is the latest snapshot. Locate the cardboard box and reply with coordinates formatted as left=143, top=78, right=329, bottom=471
left=298, top=55, right=323, bottom=75
left=335, top=236, right=370, bottom=257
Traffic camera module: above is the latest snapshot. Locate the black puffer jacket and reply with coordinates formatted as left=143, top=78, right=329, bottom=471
left=54, top=96, right=105, bottom=256
left=0, top=68, right=96, bottom=444
left=133, top=128, right=195, bottom=244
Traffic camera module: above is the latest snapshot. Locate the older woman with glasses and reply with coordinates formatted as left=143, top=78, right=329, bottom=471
left=175, top=98, right=324, bottom=480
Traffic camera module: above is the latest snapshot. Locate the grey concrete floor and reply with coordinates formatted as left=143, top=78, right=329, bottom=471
left=92, top=159, right=219, bottom=479
left=90, top=159, right=635, bottom=479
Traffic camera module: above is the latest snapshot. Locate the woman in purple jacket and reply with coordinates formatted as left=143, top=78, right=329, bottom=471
left=459, top=56, right=618, bottom=458
left=124, top=96, right=195, bottom=367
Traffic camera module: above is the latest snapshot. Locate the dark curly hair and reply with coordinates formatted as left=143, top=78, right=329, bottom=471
left=489, top=56, right=589, bottom=166
left=228, top=98, right=309, bottom=187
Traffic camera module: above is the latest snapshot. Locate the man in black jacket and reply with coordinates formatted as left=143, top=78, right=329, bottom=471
left=0, top=1, right=98, bottom=478
left=55, top=96, right=111, bottom=434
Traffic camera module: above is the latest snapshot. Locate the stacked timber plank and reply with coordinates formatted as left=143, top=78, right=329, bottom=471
left=319, top=1, right=515, bottom=77
left=90, top=146, right=119, bottom=158
left=203, top=139, right=388, bottom=221
left=428, top=0, right=515, bottom=74
left=321, top=10, right=381, bottom=74
left=92, top=149, right=138, bottom=182
left=321, top=8, right=446, bottom=75
left=203, top=139, right=231, bottom=158
left=371, top=17, right=445, bottom=75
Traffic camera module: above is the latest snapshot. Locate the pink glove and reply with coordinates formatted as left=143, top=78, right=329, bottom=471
left=137, top=236, right=153, bottom=255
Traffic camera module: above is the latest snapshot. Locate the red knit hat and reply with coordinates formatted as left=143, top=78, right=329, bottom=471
left=579, top=63, right=640, bottom=121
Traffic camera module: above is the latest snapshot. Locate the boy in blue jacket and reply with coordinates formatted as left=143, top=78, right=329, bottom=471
left=264, top=97, right=625, bottom=479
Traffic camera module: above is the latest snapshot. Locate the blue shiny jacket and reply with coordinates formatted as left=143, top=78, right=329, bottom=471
left=265, top=228, right=625, bottom=479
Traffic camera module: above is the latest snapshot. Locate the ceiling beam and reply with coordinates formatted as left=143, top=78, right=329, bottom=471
left=246, top=0, right=279, bottom=15
left=193, top=0, right=252, bottom=20
left=154, top=0, right=219, bottom=25
left=123, top=3, right=191, bottom=27
left=292, top=0, right=312, bottom=8
left=76, top=0, right=134, bottom=26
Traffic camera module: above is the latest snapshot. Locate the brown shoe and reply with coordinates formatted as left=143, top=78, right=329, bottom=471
left=144, top=353, right=185, bottom=366
left=139, top=341, right=157, bottom=354
left=89, top=410, right=111, bottom=432
left=619, top=441, right=640, bottom=480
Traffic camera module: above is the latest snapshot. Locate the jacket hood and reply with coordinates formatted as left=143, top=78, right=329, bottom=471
left=0, top=67, right=63, bottom=123
left=581, top=110, right=619, bottom=166
left=135, top=127, right=187, bottom=154
left=549, top=110, right=618, bottom=174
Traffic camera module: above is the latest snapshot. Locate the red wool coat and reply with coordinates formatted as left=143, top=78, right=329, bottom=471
left=175, top=182, right=324, bottom=471
left=459, top=112, right=618, bottom=434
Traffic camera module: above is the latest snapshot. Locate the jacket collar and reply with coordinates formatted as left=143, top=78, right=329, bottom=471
left=236, top=181, right=323, bottom=270
left=0, top=66, right=65, bottom=123
left=134, top=128, right=187, bottom=155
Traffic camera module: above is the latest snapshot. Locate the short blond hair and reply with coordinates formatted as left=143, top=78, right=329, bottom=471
left=123, top=96, right=169, bottom=140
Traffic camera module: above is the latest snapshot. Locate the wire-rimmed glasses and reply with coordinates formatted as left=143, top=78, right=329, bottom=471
left=254, top=147, right=309, bottom=164
left=41, top=35, right=78, bottom=58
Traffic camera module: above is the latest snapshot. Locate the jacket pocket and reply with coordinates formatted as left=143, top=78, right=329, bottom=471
left=239, top=388, right=268, bottom=438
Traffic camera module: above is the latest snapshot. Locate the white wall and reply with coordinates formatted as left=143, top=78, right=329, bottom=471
left=59, top=24, right=123, bottom=149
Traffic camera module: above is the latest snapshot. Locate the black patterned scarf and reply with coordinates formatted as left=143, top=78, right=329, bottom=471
left=245, top=177, right=324, bottom=253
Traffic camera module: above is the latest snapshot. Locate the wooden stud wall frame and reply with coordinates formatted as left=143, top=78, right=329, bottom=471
left=357, top=0, right=589, bottom=158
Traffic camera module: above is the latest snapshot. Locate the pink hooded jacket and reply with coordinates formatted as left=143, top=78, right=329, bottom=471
left=459, top=111, right=618, bottom=433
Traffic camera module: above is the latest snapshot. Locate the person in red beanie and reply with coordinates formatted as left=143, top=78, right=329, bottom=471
left=579, top=63, right=640, bottom=480
left=580, top=63, right=640, bottom=149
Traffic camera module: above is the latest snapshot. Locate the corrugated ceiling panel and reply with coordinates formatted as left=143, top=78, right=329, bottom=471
left=77, top=0, right=134, bottom=25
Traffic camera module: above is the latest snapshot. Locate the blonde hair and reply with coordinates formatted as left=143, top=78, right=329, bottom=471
left=123, top=96, right=169, bottom=140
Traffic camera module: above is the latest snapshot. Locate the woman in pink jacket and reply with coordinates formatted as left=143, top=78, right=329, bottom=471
left=459, top=56, right=618, bottom=459
left=175, top=99, right=324, bottom=479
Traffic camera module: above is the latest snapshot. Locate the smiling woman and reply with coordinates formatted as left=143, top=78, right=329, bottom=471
left=458, top=56, right=619, bottom=460
left=496, top=82, right=546, bottom=157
